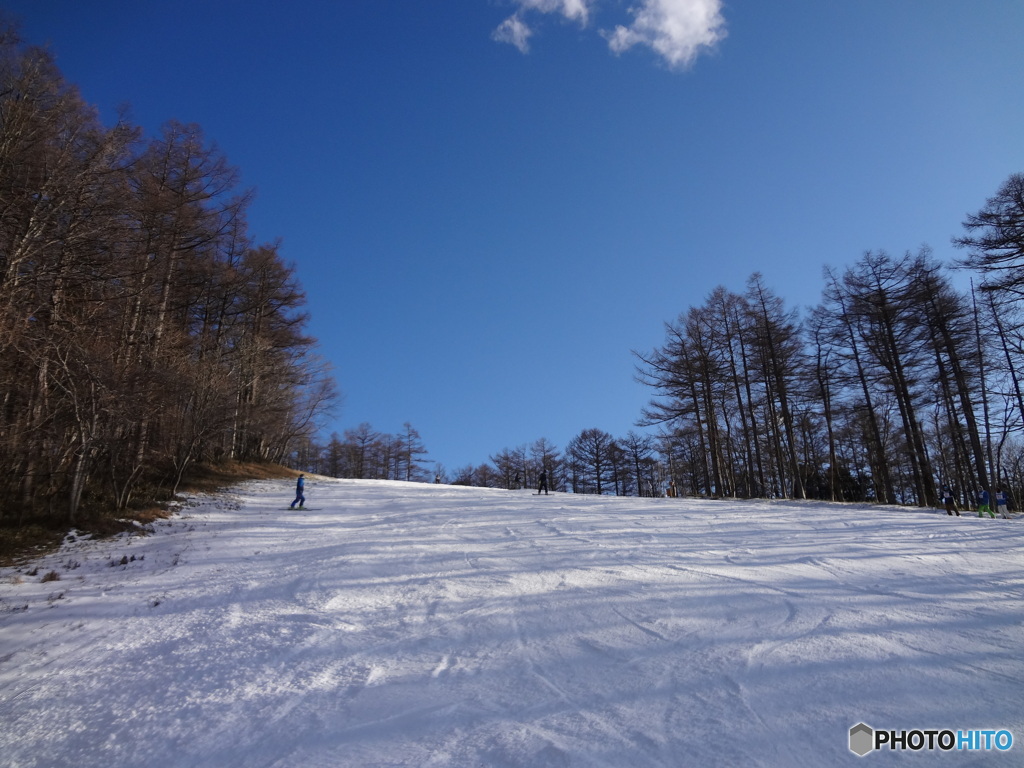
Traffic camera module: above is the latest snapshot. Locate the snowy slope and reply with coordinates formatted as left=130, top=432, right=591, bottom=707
left=1, top=479, right=1022, bottom=767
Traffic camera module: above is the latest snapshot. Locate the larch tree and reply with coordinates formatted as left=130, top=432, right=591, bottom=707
left=955, top=172, right=1024, bottom=295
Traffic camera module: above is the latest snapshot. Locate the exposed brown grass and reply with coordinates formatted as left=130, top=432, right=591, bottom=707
left=0, top=461, right=299, bottom=567
left=0, top=525, right=67, bottom=568
left=176, top=460, right=299, bottom=494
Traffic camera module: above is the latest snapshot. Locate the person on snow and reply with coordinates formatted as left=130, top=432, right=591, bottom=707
left=537, top=470, right=549, bottom=496
left=291, top=474, right=306, bottom=510
left=977, top=488, right=994, bottom=518
left=995, top=488, right=1010, bottom=518
left=942, top=486, right=959, bottom=516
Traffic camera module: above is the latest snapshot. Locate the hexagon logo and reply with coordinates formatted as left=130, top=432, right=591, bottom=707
left=850, top=722, right=874, bottom=757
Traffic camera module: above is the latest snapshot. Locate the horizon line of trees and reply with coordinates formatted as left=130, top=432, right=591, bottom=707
left=293, top=422, right=432, bottom=483
left=451, top=431, right=665, bottom=497
left=0, top=30, right=337, bottom=525
left=293, top=428, right=664, bottom=497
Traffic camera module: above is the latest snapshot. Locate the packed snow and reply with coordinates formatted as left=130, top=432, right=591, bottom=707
left=1, top=479, right=1022, bottom=767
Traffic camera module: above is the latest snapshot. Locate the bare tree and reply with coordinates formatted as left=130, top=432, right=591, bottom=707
left=400, top=422, right=429, bottom=482
left=744, top=274, right=806, bottom=499
left=955, top=172, right=1024, bottom=295
left=620, top=431, right=655, bottom=496
left=567, top=428, right=617, bottom=495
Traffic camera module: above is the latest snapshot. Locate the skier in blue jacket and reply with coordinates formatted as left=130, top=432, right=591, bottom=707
left=290, top=474, right=306, bottom=510
left=978, top=488, right=994, bottom=518
left=995, top=488, right=1010, bottom=518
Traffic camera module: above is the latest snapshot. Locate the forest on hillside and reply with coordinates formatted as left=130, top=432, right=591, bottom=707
left=298, top=176, right=1024, bottom=512
left=0, top=31, right=337, bottom=526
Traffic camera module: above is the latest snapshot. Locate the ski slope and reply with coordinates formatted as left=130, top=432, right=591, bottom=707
left=1, top=479, right=1022, bottom=767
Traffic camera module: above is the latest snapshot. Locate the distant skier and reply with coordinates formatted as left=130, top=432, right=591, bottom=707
left=995, top=488, right=1010, bottom=518
left=537, top=470, right=549, bottom=496
left=290, top=474, right=306, bottom=510
left=942, top=486, right=959, bottom=516
left=977, top=488, right=994, bottom=518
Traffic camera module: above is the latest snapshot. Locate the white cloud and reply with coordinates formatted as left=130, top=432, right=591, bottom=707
left=492, top=0, right=596, bottom=55
left=605, top=0, right=726, bottom=69
left=492, top=0, right=726, bottom=70
left=513, top=0, right=594, bottom=25
left=492, top=15, right=534, bottom=54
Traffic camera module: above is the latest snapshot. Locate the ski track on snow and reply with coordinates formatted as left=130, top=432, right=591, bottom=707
left=1, top=480, right=1023, bottom=767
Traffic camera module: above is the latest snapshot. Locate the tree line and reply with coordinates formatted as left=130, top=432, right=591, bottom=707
left=0, top=31, right=337, bottom=525
left=293, top=422, right=432, bottom=483
left=637, top=172, right=1024, bottom=509
left=301, top=430, right=661, bottom=497
left=473, top=432, right=665, bottom=496
left=294, top=425, right=670, bottom=498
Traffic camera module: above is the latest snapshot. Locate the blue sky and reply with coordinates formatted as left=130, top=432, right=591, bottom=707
left=6, top=1, right=1024, bottom=473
